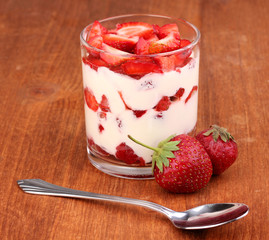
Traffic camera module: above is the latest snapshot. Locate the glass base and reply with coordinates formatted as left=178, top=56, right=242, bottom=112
left=87, top=151, right=154, bottom=180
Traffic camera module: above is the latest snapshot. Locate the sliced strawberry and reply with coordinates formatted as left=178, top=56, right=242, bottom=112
left=121, top=59, right=162, bottom=77
left=173, top=39, right=192, bottom=66
left=84, top=88, right=99, bottom=112
left=100, top=43, right=134, bottom=66
left=154, top=96, right=171, bottom=111
left=180, top=39, right=191, bottom=48
left=88, top=138, right=110, bottom=157
left=147, top=34, right=159, bottom=42
left=98, top=124, right=104, bottom=133
left=185, top=85, right=198, bottom=103
left=82, top=56, right=108, bottom=70
left=103, top=34, right=138, bottom=52
left=152, top=24, right=161, bottom=35
left=155, top=55, right=178, bottom=72
left=134, top=35, right=159, bottom=55
left=115, top=142, right=145, bottom=165
left=87, top=35, right=103, bottom=49
left=170, top=87, right=185, bottom=101
left=174, top=87, right=185, bottom=99
left=158, top=23, right=180, bottom=39
left=86, top=35, right=103, bottom=57
left=99, top=94, right=110, bottom=112
left=116, top=22, right=154, bottom=39
left=134, top=37, right=149, bottom=55
left=118, top=91, right=131, bottom=110
left=133, top=110, right=147, bottom=118
left=88, top=21, right=107, bottom=39
left=148, top=34, right=180, bottom=54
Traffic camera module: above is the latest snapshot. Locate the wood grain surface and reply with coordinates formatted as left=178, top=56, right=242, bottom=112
left=0, top=0, right=268, bottom=239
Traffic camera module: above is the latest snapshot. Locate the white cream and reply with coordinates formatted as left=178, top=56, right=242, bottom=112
left=82, top=56, right=199, bottom=163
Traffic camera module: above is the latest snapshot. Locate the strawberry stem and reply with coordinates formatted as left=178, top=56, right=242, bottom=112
left=128, top=134, right=180, bottom=173
left=128, top=135, right=159, bottom=152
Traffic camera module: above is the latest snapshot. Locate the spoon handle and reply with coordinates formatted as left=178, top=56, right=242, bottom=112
left=17, top=179, right=172, bottom=216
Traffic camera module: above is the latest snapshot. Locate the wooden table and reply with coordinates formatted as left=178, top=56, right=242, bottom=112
left=1, top=0, right=268, bottom=239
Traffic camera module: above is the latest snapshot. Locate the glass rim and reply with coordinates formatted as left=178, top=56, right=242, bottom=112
left=80, top=13, right=201, bottom=58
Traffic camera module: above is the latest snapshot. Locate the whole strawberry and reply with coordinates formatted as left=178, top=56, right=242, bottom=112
left=129, top=134, right=213, bottom=193
left=196, top=125, right=238, bottom=175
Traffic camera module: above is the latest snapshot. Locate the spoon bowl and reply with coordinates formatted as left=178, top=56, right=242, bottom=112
left=17, top=179, right=248, bottom=230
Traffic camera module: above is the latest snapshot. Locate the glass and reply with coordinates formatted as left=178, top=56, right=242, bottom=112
left=80, top=14, right=200, bottom=179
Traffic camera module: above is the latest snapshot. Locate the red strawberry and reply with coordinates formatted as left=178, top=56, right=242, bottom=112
left=100, top=43, right=134, bottom=66
left=88, top=21, right=107, bottom=39
left=155, top=55, right=178, bottom=72
left=99, top=94, right=110, bottom=112
left=134, top=37, right=149, bottom=55
left=196, top=125, right=238, bottom=175
left=154, top=96, right=171, bottom=111
left=82, top=56, right=108, bottom=70
left=103, top=34, right=138, bottom=52
left=128, top=134, right=212, bottom=193
left=148, top=34, right=180, bottom=54
left=84, top=87, right=98, bottom=112
left=180, top=39, right=191, bottom=48
left=185, top=85, right=198, bottom=104
left=174, top=39, right=193, bottom=66
left=170, top=88, right=185, bottom=101
left=133, top=110, right=147, bottom=118
left=121, top=59, right=162, bottom=77
left=87, top=35, right=103, bottom=49
left=98, top=124, right=104, bottom=133
left=115, top=142, right=145, bottom=166
left=134, top=35, right=159, bottom=55
left=88, top=138, right=110, bottom=157
left=174, top=87, right=185, bottom=99
left=158, top=23, right=180, bottom=39
left=86, top=35, right=103, bottom=57
left=116, top=22, right=154, bottom=39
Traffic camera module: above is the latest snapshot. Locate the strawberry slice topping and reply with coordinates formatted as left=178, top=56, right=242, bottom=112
left=134, top=35, right=159, bottom=55
left=88, top=21, right=107, bottom=39
left=83, top=20, right=194, bottom=76
left=116, top=22, right=154, bottom=39
left=100, top=43, right=134, bottom=66
left=87, top=35, right=103, bottom=49
left=84, top=87, right=99, bottom=112
left=134, top=37, right=149, bottom=55
left=155, top=55, right=178, bottom=72
left=121, top=59, right=162, bottom=77
left=158, top=23, right=180, bottom=39
left=180, top=39, right=191, bottom=48
left=82, top=56, right=108, bottom=70
left=148, top=34, right=180, bottom=54
left=86, top=35, right=103, bottom=57
left=103, top=34, right=138, bottom=52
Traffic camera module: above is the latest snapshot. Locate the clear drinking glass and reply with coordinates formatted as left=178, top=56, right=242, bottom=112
left=80, top=14, right=200, bottom=179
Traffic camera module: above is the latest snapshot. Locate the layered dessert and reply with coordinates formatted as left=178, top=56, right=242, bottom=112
left=81, top=19, right=200, bottom=168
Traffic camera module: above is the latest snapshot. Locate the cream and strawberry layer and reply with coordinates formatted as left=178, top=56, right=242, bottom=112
left=82, top=53, right=199, bottom=165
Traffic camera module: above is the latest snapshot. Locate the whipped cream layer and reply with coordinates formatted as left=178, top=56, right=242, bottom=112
left=82, top=56, right=199, bottom=164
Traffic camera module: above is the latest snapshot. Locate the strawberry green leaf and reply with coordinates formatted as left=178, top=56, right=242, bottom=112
left=202, top=125, right=236, bottom=143
left=128, top=134, right=180, bottom=173
left=203, top=128, right=214, bottom=136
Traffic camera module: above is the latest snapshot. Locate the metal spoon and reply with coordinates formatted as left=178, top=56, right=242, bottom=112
left=17, top=179, right=248, bottom=230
